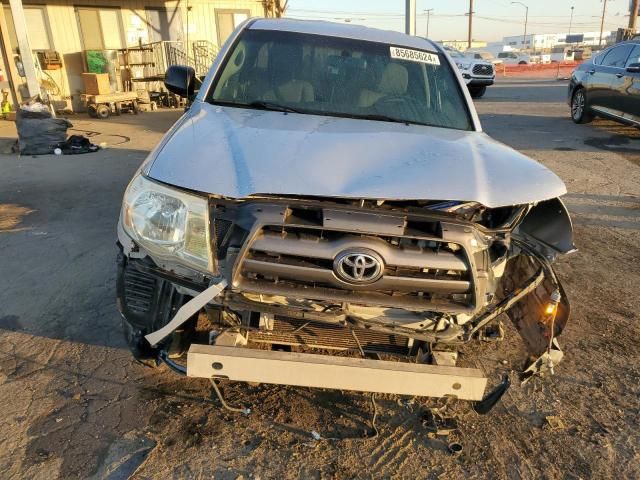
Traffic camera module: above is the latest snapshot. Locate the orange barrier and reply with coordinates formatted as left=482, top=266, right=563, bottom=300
left=498, top=61, right=582, bottom=79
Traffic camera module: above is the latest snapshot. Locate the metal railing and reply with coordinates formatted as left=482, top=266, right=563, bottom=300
left=123, top=40, right=219, bottom=83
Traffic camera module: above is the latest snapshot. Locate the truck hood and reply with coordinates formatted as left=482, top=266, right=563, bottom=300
left=146, top=102, right=566, bottom=208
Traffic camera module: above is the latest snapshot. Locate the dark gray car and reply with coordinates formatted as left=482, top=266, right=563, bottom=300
left=569, top=40, right=640, bottom=126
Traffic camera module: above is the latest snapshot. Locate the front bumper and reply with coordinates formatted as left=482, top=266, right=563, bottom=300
left=188, top=344, right=488, bottom=401
left=117, top=196, right=571, bottom=401
left=465, top=77, right=495, bottom=87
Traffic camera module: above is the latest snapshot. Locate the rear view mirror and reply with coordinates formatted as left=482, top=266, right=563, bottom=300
left=627, top=63, right=640, bottom=73
left=164, top=65, right=197, bottom=98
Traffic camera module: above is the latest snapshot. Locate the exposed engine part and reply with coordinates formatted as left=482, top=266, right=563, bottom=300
left=473, top=374, right=511, bottom=415
left=209, top=378, right=251, bottom=415
left=448, top=442, right=464, bottom=456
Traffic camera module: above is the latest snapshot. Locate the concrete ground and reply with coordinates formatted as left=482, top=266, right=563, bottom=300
left=0, top=80, right=638, bottom=479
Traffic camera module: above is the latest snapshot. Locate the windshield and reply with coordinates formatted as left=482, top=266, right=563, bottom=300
left=209, top=29, right=472, bottom=131
left=444, top=47, right=465, bottom=58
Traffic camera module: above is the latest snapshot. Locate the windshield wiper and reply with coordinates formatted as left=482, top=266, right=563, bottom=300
left=211, top=100, right=302, bottom=114
left=351, top=113, right=435, bottom=127
left=246, top=101, right=302, bottom=113
left=212, top=100, right=436, bottom=127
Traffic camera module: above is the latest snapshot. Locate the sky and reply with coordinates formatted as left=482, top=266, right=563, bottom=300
left=284, top=0, right=636, bottom=42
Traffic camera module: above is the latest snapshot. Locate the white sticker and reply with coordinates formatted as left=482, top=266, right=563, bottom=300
left=390, top=46, right=440, bottom=66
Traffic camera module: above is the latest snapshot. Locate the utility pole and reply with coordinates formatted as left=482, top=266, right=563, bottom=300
left=599, top=0, right=607, bottom=46
left=630, top=0, right=639, bottom=31
left=424, top=8, right=434, bottom=38
left=467, top=0, right=473, bottom=49
left=569, top=6, right=574, bottom=35
left=511, top=2, right=529, bottom=51
left=405, top=0, right=416, bottom=35
left=8, top=0, right=39, bottom=98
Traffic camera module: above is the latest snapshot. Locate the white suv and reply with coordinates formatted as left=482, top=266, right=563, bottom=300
left=443, top=46, right=495, bottom=98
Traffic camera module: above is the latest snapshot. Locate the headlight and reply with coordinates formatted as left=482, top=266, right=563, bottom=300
left=456, top=62, right=471, bottom=70
left=121, top=174, right=212, bottom=272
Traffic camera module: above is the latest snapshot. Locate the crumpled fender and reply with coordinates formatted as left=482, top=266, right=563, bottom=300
left=518, top=197, right=576, bottom=255
left=500, top=254, right=570, bottom=358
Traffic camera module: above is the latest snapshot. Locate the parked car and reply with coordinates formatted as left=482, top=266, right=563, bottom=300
left=550, top=46, right=575, bottom=63
left=443, top=46, right=495, bottom=98
left=569, top=39, right=640, bottom=127
left=117, top=19, right=574, bottom=412
left=497, top=51, right=530, bottom=65
left=466, top=50, right=503, bottom=66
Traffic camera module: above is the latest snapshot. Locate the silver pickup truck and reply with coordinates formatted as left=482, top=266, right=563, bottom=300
left=443, top=45, right=495, bottom=98
left=117, top=18, right=574, bottom=413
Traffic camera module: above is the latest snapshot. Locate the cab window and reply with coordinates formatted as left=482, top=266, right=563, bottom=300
left=625, top=44, right=640, bottom=68
left=600, top=44, right=634, bottom=68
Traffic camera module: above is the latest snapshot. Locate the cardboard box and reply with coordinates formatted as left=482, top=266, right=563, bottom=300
left=82, top=73, right=111, bottom=95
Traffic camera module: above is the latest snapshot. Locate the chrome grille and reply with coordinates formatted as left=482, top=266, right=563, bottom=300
left=235, top=225, right=474, bottom=312
left=472, top=64, right=493, bottom=76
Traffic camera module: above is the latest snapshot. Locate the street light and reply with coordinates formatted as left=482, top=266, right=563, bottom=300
left=569, top=6, right=575, bottom=34
left=511, top=1, right=529, bottom=51
left=424, top=8, right=434, bottom=38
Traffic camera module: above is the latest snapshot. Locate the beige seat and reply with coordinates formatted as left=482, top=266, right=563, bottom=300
left=263, top=79, right=315, bottom=103
left=358, top=63, right=409, bottom=108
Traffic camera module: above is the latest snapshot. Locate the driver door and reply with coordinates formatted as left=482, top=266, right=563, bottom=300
left=614, top=44, right=640, bottom=120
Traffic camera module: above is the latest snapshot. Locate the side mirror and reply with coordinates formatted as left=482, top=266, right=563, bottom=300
left=626, top=63, right=640, bottom=73
left=164, top=65, right=196, bottom=97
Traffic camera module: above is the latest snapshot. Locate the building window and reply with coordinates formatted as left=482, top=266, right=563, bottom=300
left=76, top=7, right=125, bottom=50
left=146, top=7, right=184, bottom=43
left=215, top=9, right=249, bottom=46
left=3, top=6, right=53, bottom=53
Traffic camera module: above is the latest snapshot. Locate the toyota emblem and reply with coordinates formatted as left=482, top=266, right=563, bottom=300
left=333, top=250, right=384, bottom=284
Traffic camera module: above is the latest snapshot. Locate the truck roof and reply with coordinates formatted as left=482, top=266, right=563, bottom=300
left=249, top=18, right=440, bottom=52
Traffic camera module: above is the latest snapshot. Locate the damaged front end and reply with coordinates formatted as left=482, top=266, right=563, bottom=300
left=117, top=175, right=574, bottom=409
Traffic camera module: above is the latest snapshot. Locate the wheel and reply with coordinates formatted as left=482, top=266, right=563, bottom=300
left=469, top=86, right=487, bottom=99
left=518, top=60, right=527, bottom=65
left=96, top=104, right=111, bottom=119
left=570, top=88, right=593, bottom=124
left=87, top=105, right=98, bottom=118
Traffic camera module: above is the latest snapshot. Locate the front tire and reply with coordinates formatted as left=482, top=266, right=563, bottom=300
left=571, top=88, right=593, bottom=124
left=469, top=86, right=487, bottom=99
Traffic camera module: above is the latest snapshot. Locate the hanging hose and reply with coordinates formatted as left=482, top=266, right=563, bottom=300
left=158, top=350, right=187, bottom=375
left=209, top=378, right=251, bottom=415
left=369, top=393, right=379, bottom=439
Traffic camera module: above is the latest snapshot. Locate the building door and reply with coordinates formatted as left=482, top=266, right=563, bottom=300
left=215, top=10, right=249, bottom=46
left=146, top=8, right=184, bottom=43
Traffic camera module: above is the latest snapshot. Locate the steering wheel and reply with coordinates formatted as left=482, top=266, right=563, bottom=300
left=372, top=94, right=422, bottom=119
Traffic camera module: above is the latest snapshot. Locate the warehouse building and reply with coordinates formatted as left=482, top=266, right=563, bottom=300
left=0, top=0, right=283, bottom=111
